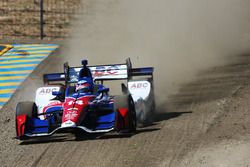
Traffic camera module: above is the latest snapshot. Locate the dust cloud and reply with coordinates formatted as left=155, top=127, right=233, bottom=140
left=65, top=0, right=250, bottom=103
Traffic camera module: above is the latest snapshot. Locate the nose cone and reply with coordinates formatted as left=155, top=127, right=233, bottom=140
left=61, top=120, right=76, bottom=128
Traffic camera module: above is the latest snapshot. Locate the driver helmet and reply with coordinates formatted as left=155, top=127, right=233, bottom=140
left=75, top=79, right=92, bottom=93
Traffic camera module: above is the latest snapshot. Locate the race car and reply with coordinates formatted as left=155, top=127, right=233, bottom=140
left=15, top=58, right=154, bottom=140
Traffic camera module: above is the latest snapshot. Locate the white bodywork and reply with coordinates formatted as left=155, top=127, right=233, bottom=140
left=35, top=86, right=61, bottom=119
left=61, top=120, right=76, bottom=128
left=128, top=80, right=151, bottom=101
left=128, top=80, right=155, bottom=126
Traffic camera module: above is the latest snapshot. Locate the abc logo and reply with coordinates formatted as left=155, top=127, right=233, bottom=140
left=39, top=88, right=58, bottom=95
left=130, top=82, right=148, bottom=89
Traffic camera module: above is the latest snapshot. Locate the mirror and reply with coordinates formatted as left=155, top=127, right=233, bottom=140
left=98, top=87, right=109, bottom=93
left=121, top=83, right=128, bottom=94
left=52, top=91, right=62, bottom=96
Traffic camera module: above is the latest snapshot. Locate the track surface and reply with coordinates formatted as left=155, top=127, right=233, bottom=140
left=0, top=48, right=250, bottom=167
left=1, top=1, right=250, bottom=167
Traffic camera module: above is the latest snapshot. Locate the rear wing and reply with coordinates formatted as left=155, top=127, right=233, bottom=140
left=43, top=58, right=153, bottom=84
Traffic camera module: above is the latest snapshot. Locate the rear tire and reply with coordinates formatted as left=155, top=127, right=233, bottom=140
left=114, top=95, right=136, bottom=133
left=136, top=99, right=154, bottom=127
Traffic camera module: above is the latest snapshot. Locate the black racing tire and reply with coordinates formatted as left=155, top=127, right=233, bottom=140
left=16, top=102, right=37, bottom=139
left=136, top=99, right=154, bottom=128
left=128, top=95, right=137, bottom=132
left=114, top=94, right=136, bottom=133
left=16, top=101, right=37, bottom=118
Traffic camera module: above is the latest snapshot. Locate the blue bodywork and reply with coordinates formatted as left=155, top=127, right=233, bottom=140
left=24, top=83, right=116, bottom=135
left=25, top=60, right=117, bottom=136
left=21, top=58, right=145, bottom=137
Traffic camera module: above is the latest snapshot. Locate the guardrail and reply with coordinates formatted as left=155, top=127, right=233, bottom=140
left=0, top=0, right=83, bottom=40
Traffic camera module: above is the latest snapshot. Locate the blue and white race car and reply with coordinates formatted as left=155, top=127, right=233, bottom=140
left=15, top=58, right=154, bottom=140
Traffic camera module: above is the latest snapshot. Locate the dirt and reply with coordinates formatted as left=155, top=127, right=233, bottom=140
left=1, top=0, right=250, bottom=167
left=0, top=47, right=249, bottom=167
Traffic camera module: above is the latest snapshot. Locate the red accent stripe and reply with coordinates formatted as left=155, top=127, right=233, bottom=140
left=16, top=115, right=26, bottom=137
left=118, top=108, right=128, bottom=117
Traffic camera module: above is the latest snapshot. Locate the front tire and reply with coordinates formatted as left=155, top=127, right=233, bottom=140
left=16, top=101, right=37, bottom=138
left=16, top=101, right=37, bottom=118
left=114, top=95, right=136, bottom=133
